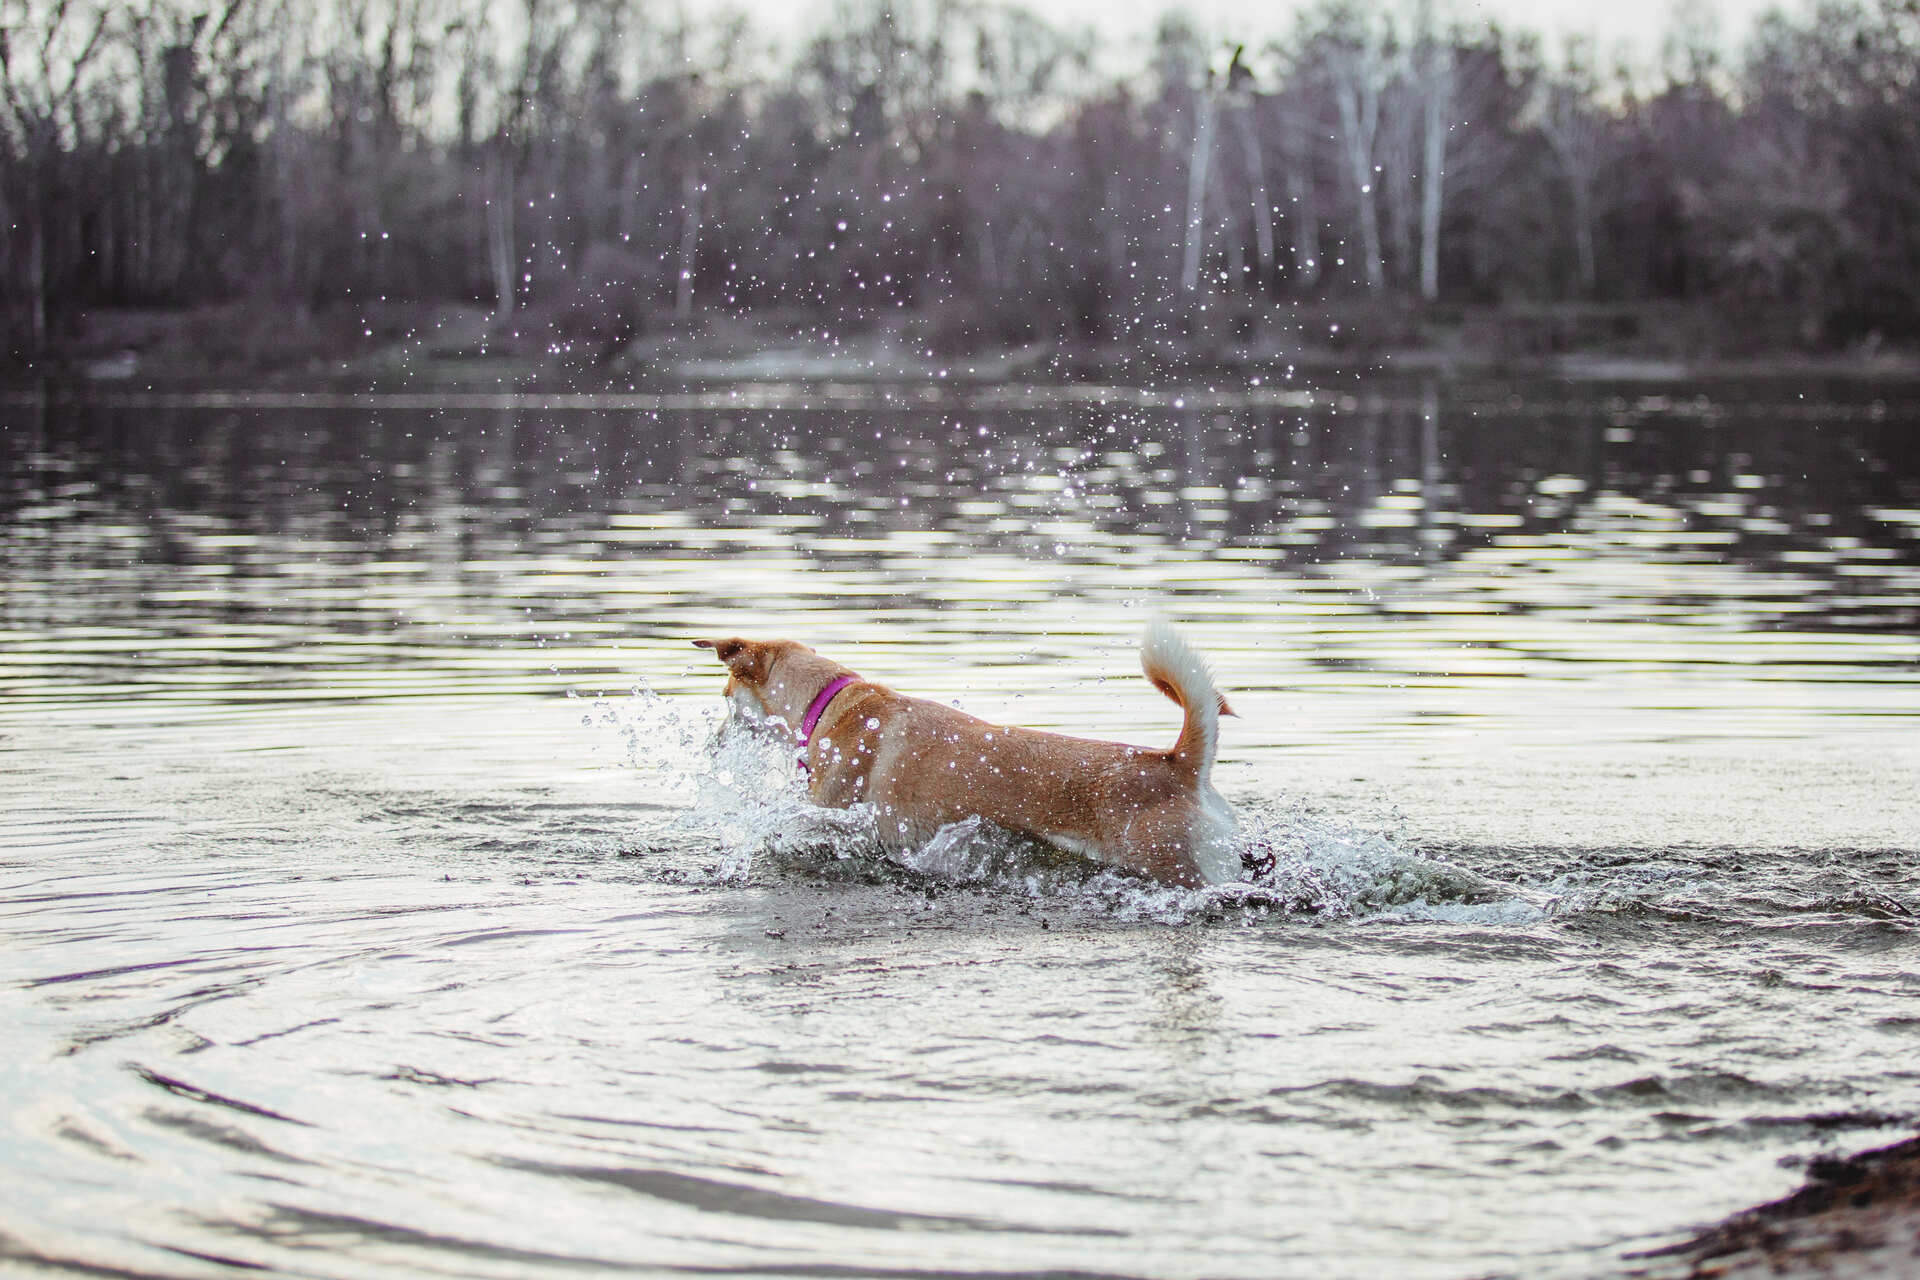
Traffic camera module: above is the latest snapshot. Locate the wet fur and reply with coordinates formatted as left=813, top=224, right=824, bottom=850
left=693, top=625, right=1238, bottom=886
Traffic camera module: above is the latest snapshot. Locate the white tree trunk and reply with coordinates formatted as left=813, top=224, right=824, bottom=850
left=676, top=167, right=702, bottom=318
left=1569, top=173, right=1596, bottom=297
left=1333, top=55, right=1384, bottom=293
left=487, top=147, right=516, bottom=324
left=1285, top=165, right=1320, bottom=287
left=1419, top=49, right=1451, bottom=301
left=29, top=213, right=47, bottom=352
left=1232, top=101, right=1275, bottom=292
left=1181, top=85, right=1217, bottom=294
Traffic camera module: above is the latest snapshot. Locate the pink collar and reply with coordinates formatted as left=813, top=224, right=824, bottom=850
left=796, top=674, right=859, bottom=771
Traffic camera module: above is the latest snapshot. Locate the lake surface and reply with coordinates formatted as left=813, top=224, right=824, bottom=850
left=3, top=375, right=1918, bottom=1279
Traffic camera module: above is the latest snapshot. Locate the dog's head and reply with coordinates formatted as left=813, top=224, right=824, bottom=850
left=692, top=636, right=841, bottom=731
left=693, top=636, right=772, bottom=692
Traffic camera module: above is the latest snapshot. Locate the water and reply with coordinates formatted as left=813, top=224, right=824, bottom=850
left=3, top=377, right=1918, bottom=1279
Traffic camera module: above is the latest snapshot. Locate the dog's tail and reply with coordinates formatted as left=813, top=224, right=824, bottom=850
left=1140, top=620, right=1234, bottom=786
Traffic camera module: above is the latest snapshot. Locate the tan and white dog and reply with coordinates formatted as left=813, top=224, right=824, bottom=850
left=693, top=623, right=1238, bottom=886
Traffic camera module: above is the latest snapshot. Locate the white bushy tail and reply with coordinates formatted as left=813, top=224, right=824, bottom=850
left=1139, top=620, right=1231, bottom=785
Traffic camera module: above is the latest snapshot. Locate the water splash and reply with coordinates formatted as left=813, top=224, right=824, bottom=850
left=583, top=688, right=1542, bottom=922
left=1234, top=804, right=1541, bottom=923
left=583, top=683, right=810, bottom=881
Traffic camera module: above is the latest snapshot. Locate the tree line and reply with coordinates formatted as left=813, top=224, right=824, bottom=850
left=4, top=0, right=1918, bottom=364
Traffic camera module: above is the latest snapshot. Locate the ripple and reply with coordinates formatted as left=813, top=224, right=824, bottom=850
left=3, top=382, right=1919, bottom=1280
left=497, top=1158, right=1125, bottom=1236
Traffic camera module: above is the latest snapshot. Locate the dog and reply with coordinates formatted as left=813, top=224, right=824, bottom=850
left=693, top=623, right=1238, bottom=886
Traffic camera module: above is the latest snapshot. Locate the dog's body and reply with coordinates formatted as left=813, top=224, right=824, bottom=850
left=694, top=624, right=1238, bottom=886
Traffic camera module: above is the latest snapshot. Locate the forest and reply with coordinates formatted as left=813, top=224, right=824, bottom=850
left=4, top=0, right=1918, bottom=371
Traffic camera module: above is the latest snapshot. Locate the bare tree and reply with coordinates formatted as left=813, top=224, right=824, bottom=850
left=1267, top=81, right=1323, bottom=289
left=0, top=0, right=112, bottom=346
left=1179, top=66, right=1216, bottom=293
left=1224, top=47, right=1275, bottom=293
left=6, top=0, right=1919, bottom=363
left=1317, top=5, right=1389, bottom=292
left=1413, top=0, right=1452, bottom=300
left=1533, top=37, right=1604, bottom=297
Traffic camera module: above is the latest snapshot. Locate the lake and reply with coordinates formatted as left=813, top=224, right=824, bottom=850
left=3, top=374, right=1918, bottom=1278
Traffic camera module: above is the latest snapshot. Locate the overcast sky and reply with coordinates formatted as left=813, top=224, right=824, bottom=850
left=748, top=0, right=1795, bottom=65
left=1047, top=0, right=1780, bottom=48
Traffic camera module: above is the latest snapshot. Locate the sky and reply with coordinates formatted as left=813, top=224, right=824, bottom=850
left=1045, top=0, right=1782, bottom=50
left=746, top=0, right=1796, bottom=65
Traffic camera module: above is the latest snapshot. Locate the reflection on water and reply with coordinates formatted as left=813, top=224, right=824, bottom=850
left=3, top=380, right=1917, bottom=721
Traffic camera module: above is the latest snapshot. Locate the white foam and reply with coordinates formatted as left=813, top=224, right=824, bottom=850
left=583, top=686, right=832, bottom=881
left=1229, top=802, right=1545, bottom=923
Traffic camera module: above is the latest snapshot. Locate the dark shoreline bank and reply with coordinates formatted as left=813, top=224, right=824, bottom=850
left=12, top=300, right=1920, bottom=394
left=1623, top=1133, right=1920, bottom=1277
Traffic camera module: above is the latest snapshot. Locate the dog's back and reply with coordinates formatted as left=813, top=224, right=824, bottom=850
left=806, top=626, right=1237, bottom=885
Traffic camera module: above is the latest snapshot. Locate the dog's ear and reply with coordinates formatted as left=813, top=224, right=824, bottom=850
left=692, top=637, right=769, bottom=682
left=692, top=637, right=742, bottom=661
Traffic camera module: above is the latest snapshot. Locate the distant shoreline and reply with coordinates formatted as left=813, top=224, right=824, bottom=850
left=12, top=300, right=1920, bottom=393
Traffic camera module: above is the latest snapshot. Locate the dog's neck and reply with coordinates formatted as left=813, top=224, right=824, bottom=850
left=795, top=673, right=860, bottom=771
left=756, top=648, right=851, bottom=726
